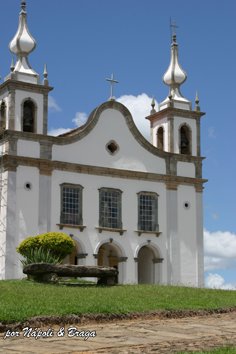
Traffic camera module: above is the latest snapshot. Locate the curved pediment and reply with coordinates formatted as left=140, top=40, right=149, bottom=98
left=56, top=100, right=170, bottom=160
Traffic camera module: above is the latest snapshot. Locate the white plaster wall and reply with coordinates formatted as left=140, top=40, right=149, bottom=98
left=173, top=117, right=197, bottom=155
left=15, top=90, right=44, bottom=133
left=166, top=188, right=180, bottom=284
left=0, top=171, right=8, bottom=279
left=52, top=109, right=166, bottom=174
left=3, top=166, right=51, bottom=279
left=173, top=101, right=191, bottom=110
left=5, top=166, right=40, bottom=279
left=177, top=185, right=198, bottom=286
left=4, top=171, right=18, bottom=279
left=0, top=93, right=9, bottom=102
left=159, top=100, right=191, bottom=111
left=0, top=142, right=8, bottom=155
left=196, top=192, right=204, bottom=287
left=50, top=170, right=167, bottom=284
left=16, top=166, right=40, bottom=242
left=17, top=140, right=40, bottom=158
left=177, top=162, right=195, bottom=178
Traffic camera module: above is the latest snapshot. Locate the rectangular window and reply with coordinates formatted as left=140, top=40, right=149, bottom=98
left=138, top=192, right=158, bottom=231
left=99, top=188, right=122, bottom=229
left=60, top=184, right=83, bottom=225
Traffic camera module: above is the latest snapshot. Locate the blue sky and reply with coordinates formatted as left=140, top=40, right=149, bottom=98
left=1, top=0, right=235, bottom=288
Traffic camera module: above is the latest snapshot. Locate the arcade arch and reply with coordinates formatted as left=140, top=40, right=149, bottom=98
left=136, top=244, right=162, bottom=284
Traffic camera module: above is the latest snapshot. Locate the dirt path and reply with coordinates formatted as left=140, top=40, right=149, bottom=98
left=0, top=312, right=236, bottom=353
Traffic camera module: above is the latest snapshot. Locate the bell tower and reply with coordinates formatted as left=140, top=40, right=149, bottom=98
left=147, top=33, right=204, bottom=157
left=0, top=0, right=52, bottom=135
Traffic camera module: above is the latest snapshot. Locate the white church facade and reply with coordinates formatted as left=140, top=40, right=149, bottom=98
left=0, top=1, right=206, bottom=286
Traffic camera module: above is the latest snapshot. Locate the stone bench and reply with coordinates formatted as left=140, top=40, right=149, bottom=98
left=23, top=263, right=118, bottom=285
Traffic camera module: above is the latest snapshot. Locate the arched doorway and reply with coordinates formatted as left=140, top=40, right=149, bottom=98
left=137, top=246, right=155, bottom=284
left=97, top=242, right=122, bottom=283
left=63, top=239, right=80, bottom=265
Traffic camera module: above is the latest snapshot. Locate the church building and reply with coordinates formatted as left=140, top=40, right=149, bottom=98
left=0, top=1, right=206, bottom=285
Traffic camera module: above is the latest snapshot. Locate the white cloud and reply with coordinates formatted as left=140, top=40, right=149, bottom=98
left=204, top=229, right=236, bottom=259
left=48, top=127, right=71, bottom=136
left=211, top=213, right=219, bottom=220
left=117, top=93, right=156, bottom=140
left=48, top=111, right=88, bottom=136
left=205, top=273, right=236, bottom=290
left=48, top=96, right=62, bottom=112
left=72, top=112, right=88, bottom=127
left=204, top=229, right=236, bottom=271
left=208, top=126, right=216, bottom=139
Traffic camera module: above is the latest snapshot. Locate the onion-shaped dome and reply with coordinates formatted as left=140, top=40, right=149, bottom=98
left=8, top=1, right=39, bottom=83
left=162, top=34, right=189, bottom=104
left=9, top=1, right=36, bottom=56
left=163, top=35, right=187, bottom=87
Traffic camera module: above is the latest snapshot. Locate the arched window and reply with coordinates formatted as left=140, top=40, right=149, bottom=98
left=157, top=127, right=164, bottom=150
left=22, top=100, right=35, bottom=133
left=0, top=101, right=6, bottom=129
left=180, top=125, right=191, bottom=155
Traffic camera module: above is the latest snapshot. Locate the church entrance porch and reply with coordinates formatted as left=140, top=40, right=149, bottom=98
left=137, top=245, right=162, bottom=284
left=97, top=242, right=124, bottom=284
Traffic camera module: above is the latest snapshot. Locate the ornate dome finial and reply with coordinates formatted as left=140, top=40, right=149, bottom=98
left=10, top=57, right=15, bottom=72
left=162, top=33, right=187, bottom=100
left=8, top=0, right=39, bottom=83
left=10, top=0, right=36, bottom=56
left=21, top=0, right=26, bottom=12
left=159, top=27, right=191, bottom=111
left=43, top=64, right=49, bottom=86
left=195, top=91, right=200, bottom=111
left=150, top=97, right=156, bottom=114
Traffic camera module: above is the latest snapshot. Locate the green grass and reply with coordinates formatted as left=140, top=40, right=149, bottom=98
left=0, top=280, right=236, bottom=323
left=178, top=347, right=236, bottom=353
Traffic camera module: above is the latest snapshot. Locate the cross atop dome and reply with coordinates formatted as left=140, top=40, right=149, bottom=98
left=170, top=18, right=178, bottom=41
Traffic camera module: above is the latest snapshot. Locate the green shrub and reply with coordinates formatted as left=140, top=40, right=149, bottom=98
left=20, top=247, right=62, bottom=266
left=17, top=232, right=75, bottom=262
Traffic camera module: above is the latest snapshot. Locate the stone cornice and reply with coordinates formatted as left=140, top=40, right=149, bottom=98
left=146, top=106, right=205, bottom=123
left=0, top=79, right=53, bottom=95
left=0, top=129, right=54, bottom=144
left=0, top=154, right=208, bottom=188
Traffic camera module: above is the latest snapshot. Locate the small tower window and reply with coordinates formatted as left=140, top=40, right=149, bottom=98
left=23, top=100, right=35, bottom=133
left=0, top=101, right=6, bottom=130
left=180, top=125, right=191, bottom=155
left=157, top=127, right=164, bottom=150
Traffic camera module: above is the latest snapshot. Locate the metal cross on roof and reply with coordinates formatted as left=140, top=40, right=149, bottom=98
left=106, top=73, right=119, bottom=101
left=170, top=18, right=178, bottom=41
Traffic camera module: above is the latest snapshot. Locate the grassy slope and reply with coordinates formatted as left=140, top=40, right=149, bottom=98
left=0, top=280, right=236, bottom=323
left=178, top=348, right=236, bottom=354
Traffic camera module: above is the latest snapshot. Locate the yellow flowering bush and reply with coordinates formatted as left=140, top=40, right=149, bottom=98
left=17, top=232, right=75, bottom=261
